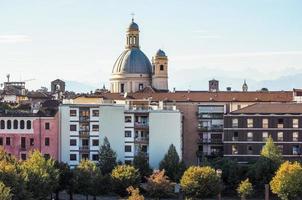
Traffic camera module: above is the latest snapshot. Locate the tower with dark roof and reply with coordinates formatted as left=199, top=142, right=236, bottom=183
left=152, top=49, right=168, bottom=91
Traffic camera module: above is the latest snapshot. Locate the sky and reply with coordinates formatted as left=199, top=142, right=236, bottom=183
left=0, top=0, right=302, bottom=92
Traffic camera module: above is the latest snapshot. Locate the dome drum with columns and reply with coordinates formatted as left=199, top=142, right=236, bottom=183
left=110, top=19, right=168, bottom=93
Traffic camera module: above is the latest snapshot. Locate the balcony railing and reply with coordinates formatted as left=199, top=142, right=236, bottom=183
left=79, top=146, right=90, bottom=152
left=196, top=151, right=223, bottom=158
left=134, top=122, right=149, bottom=129
left=135, top=137, right=149, bottom=143
left=198, top=138, right=223, bottom=144
left=79, top=116, right=90, bottom=122
left=197, top=125, right=223, bottom=132
left=79, top=131, right=89, bottom=138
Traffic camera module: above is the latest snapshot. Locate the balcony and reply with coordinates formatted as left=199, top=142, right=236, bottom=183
left=196, top=151, right=223, bottom=158
left=134, top=122, right=149, bottom=129
left=198, top=138, right=223, bottom=144
left=79, top=131, right=89, bottom=138
left=197, top=125, right=223, bottom=132
left=79, top=146, right=90, bottom=153
left=79, top=116, right=90, bottom=122
left=135, top=137, right=149, bottom=144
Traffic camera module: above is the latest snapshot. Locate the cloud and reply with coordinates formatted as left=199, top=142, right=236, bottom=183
left=0, top=35, right=32, bottom=44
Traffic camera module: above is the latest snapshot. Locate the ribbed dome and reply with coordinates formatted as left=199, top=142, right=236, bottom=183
left=112, top=48, right=152, bottom=74
left=128, top=22, right=139, bottom=30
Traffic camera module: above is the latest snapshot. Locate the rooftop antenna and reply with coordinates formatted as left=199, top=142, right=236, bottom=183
left=6, top=74, right=10, bottom=82
left=131, top=12, right=135, bottom=22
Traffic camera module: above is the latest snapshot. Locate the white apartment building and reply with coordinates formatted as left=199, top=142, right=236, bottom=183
left=59, top=101, right=182, bottom=169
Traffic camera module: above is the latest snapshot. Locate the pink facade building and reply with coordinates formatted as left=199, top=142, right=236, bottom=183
left=0, top=101, right=60, bottom=160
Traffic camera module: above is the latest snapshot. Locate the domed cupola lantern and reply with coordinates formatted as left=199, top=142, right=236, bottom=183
left=126, top=17, right=140, bottom=49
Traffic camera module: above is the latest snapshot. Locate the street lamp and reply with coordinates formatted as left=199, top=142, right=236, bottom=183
left=216, top=169, right=222, bottom=200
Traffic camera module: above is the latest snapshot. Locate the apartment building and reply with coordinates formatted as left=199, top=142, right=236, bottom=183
left=0, top=101, right=59, bottom=160
left=224, top=103, right=302, bottom=162
left=60, top=101, right=182, bottom=169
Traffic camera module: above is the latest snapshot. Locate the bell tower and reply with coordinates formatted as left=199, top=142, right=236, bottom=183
left=126, top=16, right=140, bottom=49
left=152, top=49, right=168, bottom=91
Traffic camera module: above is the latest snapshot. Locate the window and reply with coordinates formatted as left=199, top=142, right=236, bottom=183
left=6, top=137, right=10, bottom=146
left=125, top=131, right=132, bottom=138
left=26, top=120, right=31, bottom=129
left=92, top=110, right=99, bottom=117
left=160, top=65, right=164, bottom=71
left=70, top=125, right=77, bottom=131
left=20, top=120, right=24, bottom=129
left=0, top=120, right=4, bottom=129
left=92, top=139, right=99, bottom=146
left=44, top=154, right=50, bottom=160
left=0, top=137, right=3, bottom=145
left=233, top=132, right=239, bottom=141
left=125, top=116, right=132, bottom=123
left=70, top=139, right=77, bottom=146
left=247, top=119, right=253, bottom=128
left=92, top=125, right=99, bottom=132
left=247, top=132, right=253, bottom=141
left=70, top=110, right=77, bottom=117
left=278, top=132, right=283, bottom=141
left=278, top=118, right=284, bottom=128
left=262, top=118, right=269, bottom=128
left=139, top=83, right=143, bottom=91
left=278, top=145, right=283, bottom=153
left=7, top=120, right=11, bottom=129
left=121, top=83, right=125, bottom=93
left=293, top=119, right=299, bottom=128
left=21, top=154, right=26, bottom=161
left=232, top=118, right=238, bottom=128
left=30, top=138, right=34, bottom=146
left=262, top=132, right=269, bottom=141
left=45, top=138, right=50, bottom=146
left=125, top=145, right=132, bottom=152
left=70, top=154, right=77, bottom=161
left=141, top=145, right=147, bottom=152
left=293, top=132, right=299, bottom=142
left=92, top=154, right=99, bottom=161
left=82, top=139, right=89, bottom=146
left=13, top=120, right=18, bottom=129
left=293, top=145, right=300, bottom=155
left=82, top=154, right=89, bottom=160
left=21, top=137, right=26, bottom=149
left=45, top=122, right=50, bottom=130
left=232, top=145, right=238, bottom=155
left=247, top=145, right=253, bottom=155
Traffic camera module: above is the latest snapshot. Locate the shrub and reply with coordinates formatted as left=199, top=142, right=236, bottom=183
left=0, top=181, right=13, bottom=200
left=127, top=186, right=144, bottom=200
left=145, top=170, right=174, bottom=198
left=237, top=178, right=253, bottom=200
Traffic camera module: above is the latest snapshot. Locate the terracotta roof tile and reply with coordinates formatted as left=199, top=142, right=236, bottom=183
left=231, top=103, right=302, bottom=114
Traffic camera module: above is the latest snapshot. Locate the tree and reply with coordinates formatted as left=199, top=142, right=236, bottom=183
left=133, top=150, right=152, bottom=181
left=180, top=166, right=221, bottom=199
left=111, top=165, right=141, bottom=197
left=260, top=136, right=282, bottom=164
left=74, top=159, right=107, bottom=200
left=54, top=162, right=72, bottom=200
left=127, top=186, right=144, bottom=200
left=145, top=170, right=174, bottom=199
left=237, top=178, right=253, bottom=200
left=270, top=161, right=302, bottom=200
left=22, top=150, right=59, bottom=200
left=98, top=137, right=117, bottom=174
left=159, top=144, right=186, bottom=182
left=0, top=181, right=13, bottom=200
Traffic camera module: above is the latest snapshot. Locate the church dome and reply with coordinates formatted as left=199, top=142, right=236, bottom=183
left=128, top=21, right=139, bottom=30
left=112, top=48, right=152, bottom=74
left=156, top=49, right=166, bottom=57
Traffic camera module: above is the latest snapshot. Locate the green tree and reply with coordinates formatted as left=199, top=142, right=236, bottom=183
left=270, top=161, right=302, bottom=200
left=145, top=170, right=174, bottom=199
left=180, top=166, right=221, bottom=199
left=0, top=181, right=13, bottom=200
left=54, top=162, right=72, bottom=200
left=111, top=165, right=141, bottom=197
left=159, top=144, right=186, bottom=182
left=260, top=136, right=282, bottom=164
left=0, top=149, right=32, bottom=200
left=237, top=178, right=253, bottom=200
left=74, top=159, right=107, bottom=200
left=98, top=137, right=117, bottom=174
left=133, top=150, right=152, bottom=181
left=22, top=150, right=59, bottom=200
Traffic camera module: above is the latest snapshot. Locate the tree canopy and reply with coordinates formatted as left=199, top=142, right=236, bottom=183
left=98, top=137, right=117, bottom=174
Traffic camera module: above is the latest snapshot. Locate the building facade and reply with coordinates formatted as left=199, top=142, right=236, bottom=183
left=224, top=103, right=302, bottom=162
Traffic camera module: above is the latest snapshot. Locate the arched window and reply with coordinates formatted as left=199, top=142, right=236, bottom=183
left=0, top=120, right=5, bottom=129
left=7, top=120, right=11, bottom=129
left=20, top=120, right=25, bottom=129
left=26, top=120, right=31, bottom=129
left=133, top=36, right=136, bottom=45
left=13, top=120, right=18, bottom=129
